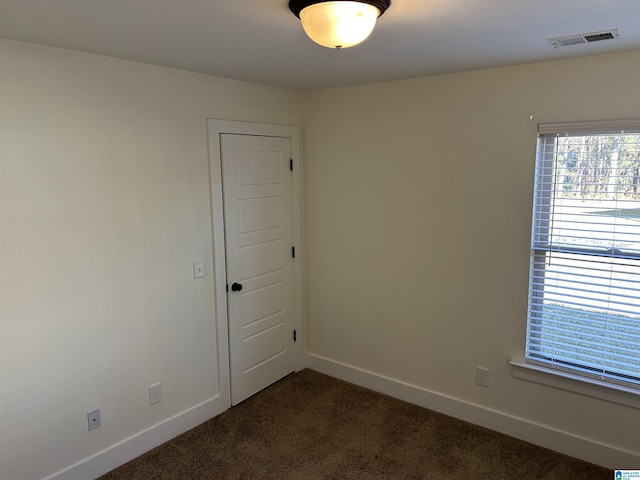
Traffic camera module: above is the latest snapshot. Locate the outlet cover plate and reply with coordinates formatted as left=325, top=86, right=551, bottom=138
left=476, top=367, right=490, bottom=387
left=149, top=382, right=162, bottom=405
left=87, top=408, right=101, bottom=431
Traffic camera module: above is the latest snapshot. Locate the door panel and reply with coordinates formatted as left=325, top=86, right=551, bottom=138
left=236, top=153, right=282, bottom=186
left=241, top=282, right=284, bottom=326
left=221, top=133, right=295, bottom=405
left=242, top=323, right=286, bottom=371
left=240, top=240, right=283, bottom=279
left=239, top=197, right=283, bottom=233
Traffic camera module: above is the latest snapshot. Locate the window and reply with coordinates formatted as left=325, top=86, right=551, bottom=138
left=527, top=119, right=640, bottom=390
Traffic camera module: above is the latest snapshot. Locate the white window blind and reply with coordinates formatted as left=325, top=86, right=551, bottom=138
left=527, top=119, right=640, bottom=389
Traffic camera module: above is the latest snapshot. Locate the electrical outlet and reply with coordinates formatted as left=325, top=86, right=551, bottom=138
left=149, top=383, right=162, bottom=405
left=87, top=408, right=101, bottom=431
left=476, top=366, right=490, bottom=387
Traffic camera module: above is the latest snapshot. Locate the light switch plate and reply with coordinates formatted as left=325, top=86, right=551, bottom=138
left=193, top=259, right=205, bottom=279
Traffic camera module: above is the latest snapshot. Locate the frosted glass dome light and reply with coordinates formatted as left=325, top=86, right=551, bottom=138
left=289, top=0, right=390, bottom=49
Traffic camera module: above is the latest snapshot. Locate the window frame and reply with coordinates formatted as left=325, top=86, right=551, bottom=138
left=522, top=119, right=640, bottom=397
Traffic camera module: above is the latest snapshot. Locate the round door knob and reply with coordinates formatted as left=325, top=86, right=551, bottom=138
left=231, top=282, right=243, bottom=292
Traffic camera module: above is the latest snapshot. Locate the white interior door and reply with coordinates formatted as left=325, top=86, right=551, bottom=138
left=221, top=133, right=295, bottom=405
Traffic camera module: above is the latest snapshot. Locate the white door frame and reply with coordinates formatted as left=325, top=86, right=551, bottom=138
left=207, top=119, right=305, bottom=407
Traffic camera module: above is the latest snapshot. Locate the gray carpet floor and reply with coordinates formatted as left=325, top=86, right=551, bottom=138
left=98, top=369, right=610, bottom=479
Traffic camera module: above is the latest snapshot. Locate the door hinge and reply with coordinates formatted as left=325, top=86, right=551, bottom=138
left=292, top=246, right=295, bottom=258
left=293, top=330, right=297, bottom=342
left=226, top=284, right=228, bottom=292
left=290, top=159, right=293, bottom=171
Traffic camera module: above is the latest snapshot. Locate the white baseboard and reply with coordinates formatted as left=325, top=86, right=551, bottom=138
left=306, top=352, right=640, bottom=470
left=45, top=394, right=229, bottom=480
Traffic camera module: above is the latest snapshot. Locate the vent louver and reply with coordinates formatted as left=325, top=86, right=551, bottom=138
left=547, top=29, right=619, bottom=49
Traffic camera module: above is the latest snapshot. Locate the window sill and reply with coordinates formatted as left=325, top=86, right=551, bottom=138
left=509, top=360, right=640, bottom=409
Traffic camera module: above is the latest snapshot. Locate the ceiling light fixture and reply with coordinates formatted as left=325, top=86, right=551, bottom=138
left=289, top=0, right=390, bottom=49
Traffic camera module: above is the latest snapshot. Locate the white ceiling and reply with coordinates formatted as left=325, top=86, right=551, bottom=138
left=1, top=0, right=639, bottom=91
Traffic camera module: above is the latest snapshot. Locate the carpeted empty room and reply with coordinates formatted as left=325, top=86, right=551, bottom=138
left=98, top=370, right=610, bottom=479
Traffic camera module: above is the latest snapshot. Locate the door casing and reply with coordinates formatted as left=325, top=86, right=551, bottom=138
left=207, top=119, right=305, bottom=408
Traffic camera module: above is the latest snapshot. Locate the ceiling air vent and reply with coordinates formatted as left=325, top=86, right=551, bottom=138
left=547, top=29, right=619, bottom=49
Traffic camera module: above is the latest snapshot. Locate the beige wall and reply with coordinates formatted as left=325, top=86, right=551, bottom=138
left=302, top=51, right=640, bottom=464
left=0, top=39, right=301, bottom=480
left=2, top=36, right=640, bottom=479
